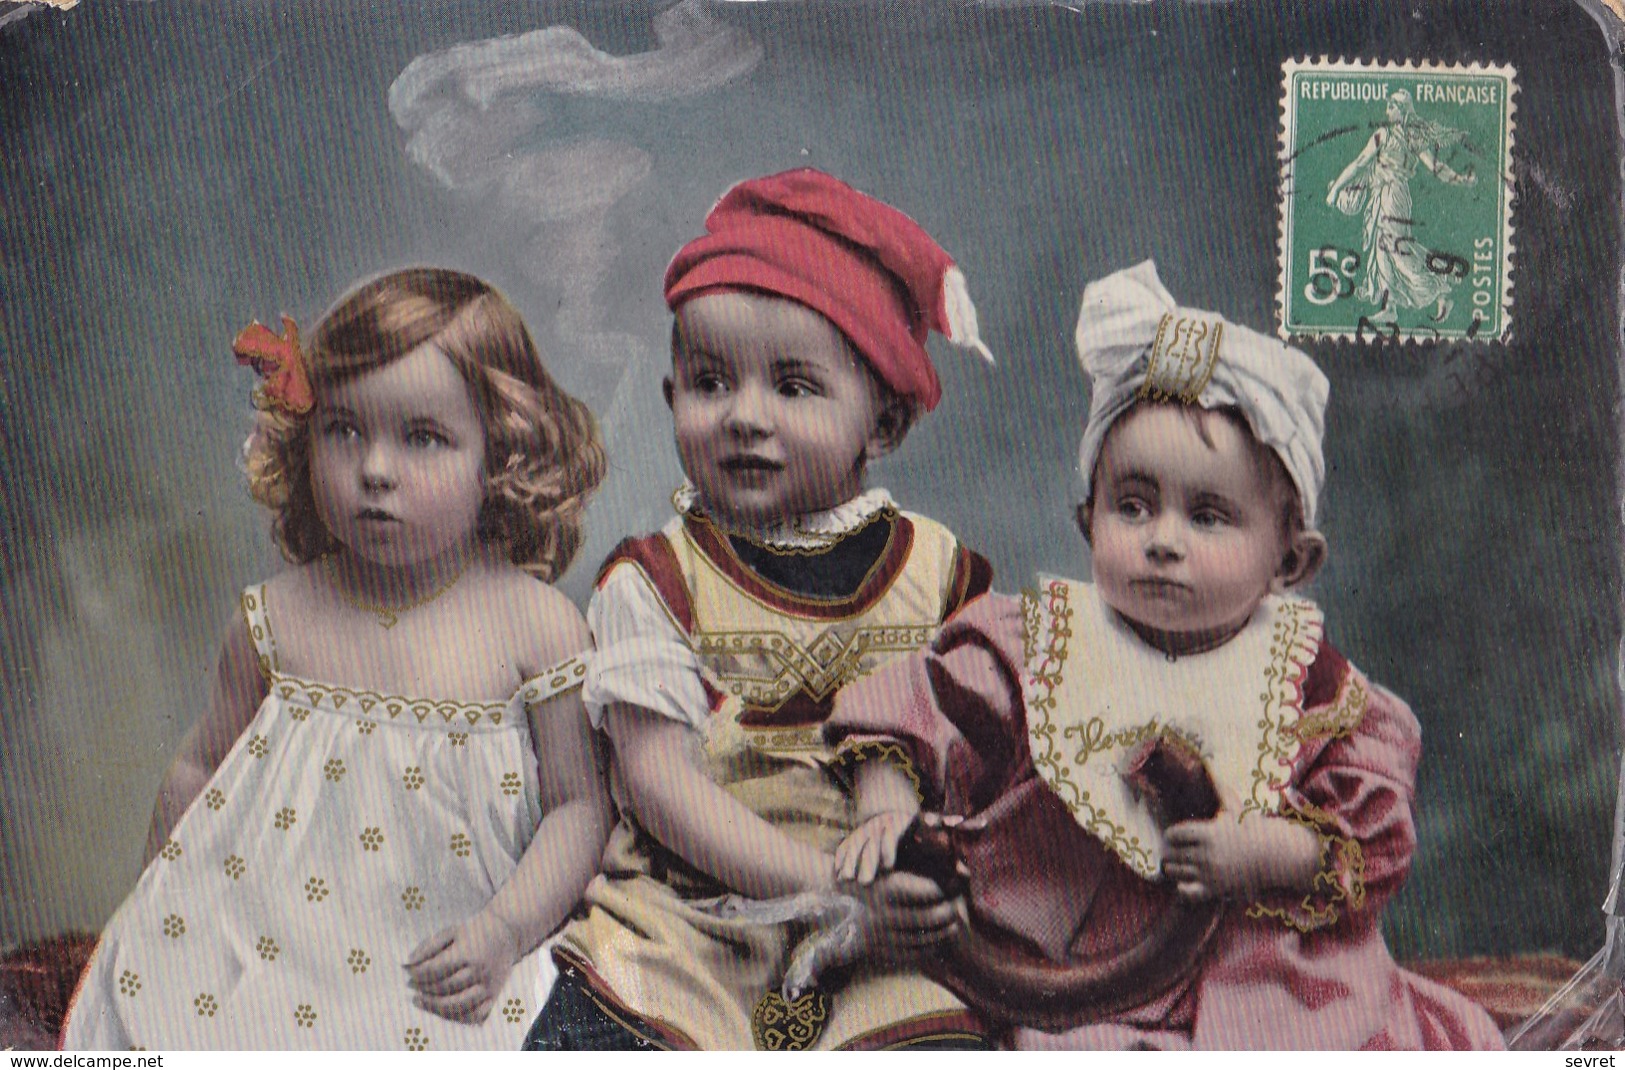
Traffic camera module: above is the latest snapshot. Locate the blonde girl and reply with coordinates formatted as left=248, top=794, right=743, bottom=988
left=64, top=268, right=610, bottom=1050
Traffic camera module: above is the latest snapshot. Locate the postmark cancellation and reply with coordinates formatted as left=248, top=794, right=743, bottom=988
left=1278, top=59, right=1517, bottom=343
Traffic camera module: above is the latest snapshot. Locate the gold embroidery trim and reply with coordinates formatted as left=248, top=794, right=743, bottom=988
left=834, top=739, right=924, bottom=801
left=1141, top=312, right=1223, bottom=402
left=1244, top=798, right=1368, bottom=934
left=683, top=516, right=905, bottom=617
left=1242, top=600, right=1324, bottom=819
left=695, top=624, right=937, bottom=711
left=727, top=506, right=898, bottom=558
left=242, top=584, right=279, bottom=679
left=264, top=673, right=512, bottom=730
left=746, top=725, right=826, bottom=753
left=1019, top=588, right=1042, bottom=666
left=238, top=615, right=577, bottom=729
left=1064, top=716, right=1202, bottom=773
left=518, top=656, right=588, bottom=708
left=752, top=989, right=831, bottom=1051
left=1025, top=582, right=1324, bottom=879
left=1024, top=580, right=1159, bottom=877
left=1288, top=674, right=1369, bottom=742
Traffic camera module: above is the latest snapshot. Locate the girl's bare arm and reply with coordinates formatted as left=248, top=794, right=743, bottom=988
left=491, top=685, right=612, bottom=956
left=145, top=612, right=267, bottom=863
left=407, top=594, right=613, bottom=1023
left=406, top=679, right=615, bottom=1024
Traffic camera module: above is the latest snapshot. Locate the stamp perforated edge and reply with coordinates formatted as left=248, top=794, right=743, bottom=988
left=1275, top=56, right=1519, bottom=344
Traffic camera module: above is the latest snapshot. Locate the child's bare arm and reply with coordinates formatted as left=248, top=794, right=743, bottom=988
left=855, top=757, right=919, bottom=822
left=606, top=708, right=955, bottom=953
left=609, top=709, right=962, bottom=976
left=407, top=686, right=612, bottom=1023
left=835, top=758, right=919, bottom=885
left=605, top=702, right=835, bottom=898
left=504, top=688, right=612, bottom=957
left=407, top=595, right=612, bottom=1024
left=145, top=613, right=266, bottom=864
left=1162, top=814, right=1321, bottom=901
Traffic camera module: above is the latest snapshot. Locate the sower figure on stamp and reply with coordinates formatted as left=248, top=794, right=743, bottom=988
left=1326, top=90, right=1478, bottom=325
left=825, top=261, right=1505, bottom=1049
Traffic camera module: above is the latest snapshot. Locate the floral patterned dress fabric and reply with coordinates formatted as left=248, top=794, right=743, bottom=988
left=63, top=585, right=584, bottom=1050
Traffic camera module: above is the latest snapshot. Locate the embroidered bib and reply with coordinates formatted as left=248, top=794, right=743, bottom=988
left=1022, top=578, right=1323, bottom=879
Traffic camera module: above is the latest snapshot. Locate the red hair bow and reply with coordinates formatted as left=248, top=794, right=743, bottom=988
left=233, top=315, right=314, bottom=415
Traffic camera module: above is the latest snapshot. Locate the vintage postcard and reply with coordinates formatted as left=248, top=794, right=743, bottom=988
left=1, top=0, right=1621, bottom=1053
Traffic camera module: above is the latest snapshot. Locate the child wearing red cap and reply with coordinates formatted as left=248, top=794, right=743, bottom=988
left=523, top=169, right=996, bottom=1050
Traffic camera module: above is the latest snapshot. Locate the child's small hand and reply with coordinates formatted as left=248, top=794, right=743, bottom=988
left=404, top=909, right=522, bottom=1024
left=843, top=869, right=964, bottom=964
left=1162, top=814, right=1321, bottom=902
left=835, top=809, right=913, bottom=885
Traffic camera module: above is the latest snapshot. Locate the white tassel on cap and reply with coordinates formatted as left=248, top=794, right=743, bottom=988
left=941, top=266, right=996, bottom=365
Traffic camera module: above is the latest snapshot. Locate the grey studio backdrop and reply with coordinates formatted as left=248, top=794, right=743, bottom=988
left=1, top=0, right=1620, bottom=965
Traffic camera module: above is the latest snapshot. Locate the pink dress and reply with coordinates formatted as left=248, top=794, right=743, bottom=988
left=827, top=585, right=1504, bottom=1050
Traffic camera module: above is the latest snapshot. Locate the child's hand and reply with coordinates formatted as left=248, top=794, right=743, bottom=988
left=843, top=869, right=964, bottom=964
left=835, top=809, right=913, bottom=885
left=1162, top=814, right=1321, bottom=902
left=404, top=909, right=522, bottom=1024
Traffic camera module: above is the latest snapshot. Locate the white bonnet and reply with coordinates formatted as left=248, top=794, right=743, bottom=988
left=1075, top=260, right=1330, bottom=526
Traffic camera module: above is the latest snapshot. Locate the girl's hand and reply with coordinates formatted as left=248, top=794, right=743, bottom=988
left=404, top=909, right=523, bottom=1024
left=1162, top=813, right=1321, bottom=902
left=835, top=810, right=913, bottom=885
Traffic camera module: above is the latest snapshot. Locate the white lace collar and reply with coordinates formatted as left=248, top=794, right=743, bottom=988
left=672, top=482, right=897, bottom=552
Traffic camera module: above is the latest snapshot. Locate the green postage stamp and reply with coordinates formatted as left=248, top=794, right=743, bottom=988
left=1278, top=59, right=1517, bottom=342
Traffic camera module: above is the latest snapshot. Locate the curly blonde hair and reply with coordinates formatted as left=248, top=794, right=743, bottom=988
left=242, top=268, right=606, bottom=582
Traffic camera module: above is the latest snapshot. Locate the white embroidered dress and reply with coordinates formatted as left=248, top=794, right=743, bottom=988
left=64, top=584, right=585, bottom=1051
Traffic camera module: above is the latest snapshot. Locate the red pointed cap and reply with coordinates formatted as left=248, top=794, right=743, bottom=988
left=664, top=168, right=991, bottom=412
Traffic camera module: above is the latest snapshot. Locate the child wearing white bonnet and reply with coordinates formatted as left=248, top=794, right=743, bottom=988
left=825, top=261, right=1504, bottom=1049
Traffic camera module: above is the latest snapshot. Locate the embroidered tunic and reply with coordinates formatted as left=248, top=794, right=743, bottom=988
left=828, top=581, right=1504, bottom=1050
left=553, top=496, right=991, bottom=1050
left=64, top=585, right=585, bottom=1051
